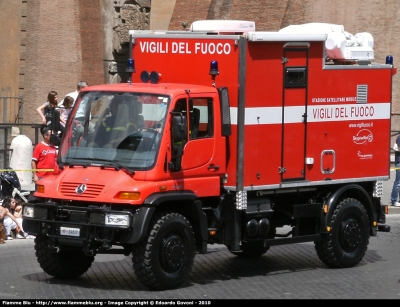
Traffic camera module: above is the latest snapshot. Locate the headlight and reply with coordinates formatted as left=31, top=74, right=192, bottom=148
left=23, top=205, right=34, bottom=218
left=105, top=214, right=130, bottom=226
left=22, top=206, right=47, bottom=219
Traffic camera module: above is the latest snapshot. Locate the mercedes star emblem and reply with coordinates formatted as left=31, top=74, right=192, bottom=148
left=75, top=184, right=87, bottom=194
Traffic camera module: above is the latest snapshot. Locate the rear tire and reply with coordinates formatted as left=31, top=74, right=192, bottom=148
left=315, top=198, right=370, bottom=268
left=132, top=212, right=196, bottom=290
left=34, top=235, right=94, bottom=278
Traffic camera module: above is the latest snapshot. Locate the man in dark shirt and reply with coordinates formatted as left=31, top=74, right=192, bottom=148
left=390, top=134, right=400, bottom=206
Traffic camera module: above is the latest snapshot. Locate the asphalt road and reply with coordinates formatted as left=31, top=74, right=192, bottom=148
left=0, top=173, right=399, bottom=301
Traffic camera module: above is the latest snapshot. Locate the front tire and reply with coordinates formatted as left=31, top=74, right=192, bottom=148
left=132, top=212, right=196, bottom=290
left=34, top=235, right=95, bottom=278
left=315, top=198, right=370, bottom=268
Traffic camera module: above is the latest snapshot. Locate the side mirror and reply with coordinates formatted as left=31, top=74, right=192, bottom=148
left=172, top=115, right=188, bottom=144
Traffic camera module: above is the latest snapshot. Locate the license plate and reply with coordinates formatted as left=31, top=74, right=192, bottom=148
left=60, top=226, right=80, bottom=237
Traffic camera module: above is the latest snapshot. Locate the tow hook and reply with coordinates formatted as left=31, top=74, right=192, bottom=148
left=83, top=243, right=96, bottom=256
left=101, top=239, right=112, bottom=249
left=47, top=237, right=57, bottom=250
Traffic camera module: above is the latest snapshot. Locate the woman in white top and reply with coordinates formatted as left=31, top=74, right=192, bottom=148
left=1, top=197, right=21, bottom=240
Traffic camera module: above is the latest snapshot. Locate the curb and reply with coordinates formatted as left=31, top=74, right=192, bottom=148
left=388, top=206, right=400, bottom=214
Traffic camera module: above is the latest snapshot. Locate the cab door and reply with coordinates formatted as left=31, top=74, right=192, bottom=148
left=167, top=95, right=225, bottom=197
left=281, top=47, right=308, bottom=181
left=180, top=96, right=215, bottom=170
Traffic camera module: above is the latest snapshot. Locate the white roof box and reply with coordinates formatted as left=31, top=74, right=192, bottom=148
left=279, top=23, right=374, bottom=61
left=190, top=20, right=255, bottom=34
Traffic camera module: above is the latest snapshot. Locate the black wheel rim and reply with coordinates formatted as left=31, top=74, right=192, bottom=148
left=160, top=234, right=185, bottom=273
left=340, top=217, right=361, bottom=252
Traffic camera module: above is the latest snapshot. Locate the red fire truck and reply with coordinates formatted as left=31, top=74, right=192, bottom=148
left=23, top=20, right=395, bottom=290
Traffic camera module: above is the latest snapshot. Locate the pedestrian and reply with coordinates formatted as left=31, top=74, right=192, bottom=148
left=13, top=198, right=29, bottom=239
left=0, top=205, right=7, bottom=243
left=31, top=127, right=58, bottom=184
left=60, top=95, right=74, bottom=127
left=1, top=197, right=21, bottom=240
left=37, top=90, right=59, bottom=127
left=391, top=134, right=400, bottom=206
left=37, top=90, right=65, bottom=136
left=58, top=80, right=88, bottom=107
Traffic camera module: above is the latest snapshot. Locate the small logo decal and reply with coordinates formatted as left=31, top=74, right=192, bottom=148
left=76, top=184, right=87, bottom=194
left=357, top=151, right=373, bottom=160
left=353, top=129, right=373, bottom=144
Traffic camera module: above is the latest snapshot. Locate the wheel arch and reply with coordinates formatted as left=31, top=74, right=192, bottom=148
left=143, top=191, right=208, bottom=253
left=323, top=184, right=376, bottom=232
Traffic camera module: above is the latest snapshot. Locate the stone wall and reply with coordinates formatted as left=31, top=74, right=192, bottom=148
left=169, top=0, right=290, bottom=31
left=0, top=0, right=23, bottom=98
left=0, top=0, right=24, bottom=123
left=21, top=0, right=104, bottom=141
left=109, top=1, right=150, bottom=84
left=78, top=0, right=104, bottom=88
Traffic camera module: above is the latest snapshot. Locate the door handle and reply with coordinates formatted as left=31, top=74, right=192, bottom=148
left=208, top=164, right=220, bottom=171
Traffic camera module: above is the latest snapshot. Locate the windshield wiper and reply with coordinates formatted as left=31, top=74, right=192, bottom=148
left=100, top=162, right=135, bottom=176
left=68, top=158, right=135, bottom=175
left=58, top=161, right=89, bottom=169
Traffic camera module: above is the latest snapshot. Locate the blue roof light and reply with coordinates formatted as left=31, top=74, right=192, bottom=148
left=126, top=58, right=135, bottom=73
left=209, top=60, right=219, bottom=76
left=140, top=71, right=150, bottom=83
left=386, top=55, right=393, bottom=65
left=150, top=71, right=161, bottom=83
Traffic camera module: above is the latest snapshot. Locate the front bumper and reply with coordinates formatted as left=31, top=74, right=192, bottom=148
left=22, top=202, right=155, bottom=248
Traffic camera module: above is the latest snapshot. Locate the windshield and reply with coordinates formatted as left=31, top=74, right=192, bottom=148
left=59, top=91, right=169, bottom=171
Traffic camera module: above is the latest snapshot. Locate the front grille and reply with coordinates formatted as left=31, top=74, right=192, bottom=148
left=60, top=182, right=105, bottom=198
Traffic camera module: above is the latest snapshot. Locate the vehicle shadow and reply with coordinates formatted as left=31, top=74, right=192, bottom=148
left=21, top=243, right=383, bottom=294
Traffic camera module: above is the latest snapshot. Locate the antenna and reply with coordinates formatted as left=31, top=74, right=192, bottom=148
left=126, top=35, right=135, bottom=85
